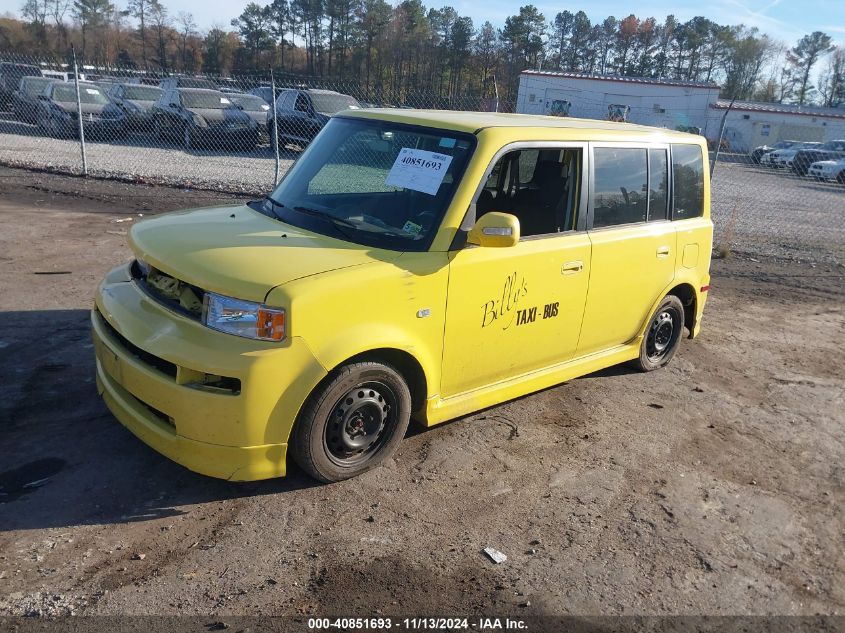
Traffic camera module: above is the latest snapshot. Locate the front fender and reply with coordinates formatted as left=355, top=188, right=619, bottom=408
left=265, top=252, right=450, bottom=404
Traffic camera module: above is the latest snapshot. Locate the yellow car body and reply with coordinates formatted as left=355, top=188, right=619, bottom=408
left=93, top=109, right=712, bottom=481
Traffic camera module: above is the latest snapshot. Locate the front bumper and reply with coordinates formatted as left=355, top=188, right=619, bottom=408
left=61, top=117, right=126, bottom=138
left=92, top=263, right=327, bottom=480
left=192, top=125, right=259, bottom=146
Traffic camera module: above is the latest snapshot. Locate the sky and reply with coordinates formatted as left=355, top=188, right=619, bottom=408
left=133, top=0, right=844, bottom=47
left=4, top=0, right=843, bottom=47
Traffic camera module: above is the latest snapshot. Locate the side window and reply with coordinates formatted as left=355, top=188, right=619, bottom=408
left=648, top=148, right=669, bottom=221
left=592, top=147, right=648, bottom=228
left=295, top=93, right=310, bottom=112
left=672, top=144, right=704, bottom=220
left=281, top=91, right=295, bottom=109
left=476, top=147, right=582, bottom=238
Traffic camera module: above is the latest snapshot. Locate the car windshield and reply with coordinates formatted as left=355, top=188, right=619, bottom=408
left=819, top=141, right=845, bottom=150
left=53, top=84, right=109, bottom=104
left=267, top=117, right=475, bottom=252
left=309, top=93, right=360, bottom=114
left=230, top=95, right=269, bottom=111
left=772, top=141, right=793, bottom=149
left=123, top=86, right=163, bottom=100
left=181, top=91, right=232, bottom=109
left=22, top=78, right=53, bottom=96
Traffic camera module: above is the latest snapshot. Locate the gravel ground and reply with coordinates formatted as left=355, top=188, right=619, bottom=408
left=0, top=167, right=843, bottom=624
left=1, top=111, right=843, bottom=263
left=0, top=113, right=291, bottom=194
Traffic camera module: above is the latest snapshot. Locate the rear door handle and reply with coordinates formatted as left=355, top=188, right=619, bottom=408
left=561, top=260, right=583, bottom=274
left=656, top=246, right=671, bottom=258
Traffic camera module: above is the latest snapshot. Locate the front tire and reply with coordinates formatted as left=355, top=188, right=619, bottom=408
left=291, top=362, right=412, bottom=483
left=183, top=124, right=193, bottom=151
left=631, top=295, right=685, bottom=372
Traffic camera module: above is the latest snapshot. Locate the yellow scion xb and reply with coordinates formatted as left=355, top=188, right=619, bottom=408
left=92, top=110, right=712, bottom=482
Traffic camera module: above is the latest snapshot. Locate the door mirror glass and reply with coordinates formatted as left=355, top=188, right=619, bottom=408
left=468, top=212, right=520, bottom=248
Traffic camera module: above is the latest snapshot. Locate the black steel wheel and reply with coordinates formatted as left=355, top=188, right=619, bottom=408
left=291, top=361, right=412, bottom=482
left=631, top=294, right=685, bottom=372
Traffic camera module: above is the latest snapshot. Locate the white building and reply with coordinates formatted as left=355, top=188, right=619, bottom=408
left=516, top=70, right=845, bottom=152
left=516, top=70, right=720, bottom=131
left=704, top=100, right=845, bottom=152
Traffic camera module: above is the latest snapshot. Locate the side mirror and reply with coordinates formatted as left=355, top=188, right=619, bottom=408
left=467, top=212, right=520, bottom=248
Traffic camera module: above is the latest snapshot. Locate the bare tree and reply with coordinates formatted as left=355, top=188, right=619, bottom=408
left=176, top=11, right=197, bottom=69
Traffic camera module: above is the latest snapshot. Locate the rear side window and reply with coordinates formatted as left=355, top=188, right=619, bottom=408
left=672, top=144, right=704, bottom=220
left=592, top=147, right=648, bottom=228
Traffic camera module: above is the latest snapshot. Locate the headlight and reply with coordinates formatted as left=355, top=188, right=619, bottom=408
left=203, top=292, right=286, bottom=342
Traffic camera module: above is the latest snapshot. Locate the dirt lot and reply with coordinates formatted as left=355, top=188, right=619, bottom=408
left=0, top=166, right=843, bottom=622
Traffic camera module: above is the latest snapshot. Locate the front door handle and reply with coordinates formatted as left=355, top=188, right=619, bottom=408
left=561, top=260, right=583, bottom=274
left=656, top=246, right=671, bottom=258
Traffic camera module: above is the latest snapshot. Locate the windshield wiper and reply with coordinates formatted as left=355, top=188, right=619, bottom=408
left=292, top=205, right=358, bottom=239
left=260, top=196, right=285, bottom=220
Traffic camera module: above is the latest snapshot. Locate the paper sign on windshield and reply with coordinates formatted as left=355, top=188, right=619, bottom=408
left=85, top=88, right=99, bottom=95
left=386, top=148, right=453, bottom=196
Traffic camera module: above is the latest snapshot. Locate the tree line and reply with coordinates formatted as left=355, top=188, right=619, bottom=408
left=1, top=0, right=843, bottom=107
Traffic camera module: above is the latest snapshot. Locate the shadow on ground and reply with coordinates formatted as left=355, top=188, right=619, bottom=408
left=0, top=309, right=319, bottom=533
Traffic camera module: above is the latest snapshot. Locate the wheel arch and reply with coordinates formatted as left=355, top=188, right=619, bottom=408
left=335, top=348, right=429, bottom=417
left=666, top=282, right=698, bottom=339
left=640, top=280, right=701, bottom=341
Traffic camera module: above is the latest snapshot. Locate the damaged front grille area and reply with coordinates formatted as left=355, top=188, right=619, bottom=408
left=98, top=310, right=178, bottom=379
left=130, top=259, right=205, bottom=321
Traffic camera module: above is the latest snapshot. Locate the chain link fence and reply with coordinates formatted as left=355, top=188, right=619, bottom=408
left=1, top=52, right=843, bottom=262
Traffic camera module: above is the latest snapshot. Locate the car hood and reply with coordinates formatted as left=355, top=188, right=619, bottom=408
left=188, top=107, right=248, bottom=123
left=242, top=110, right=268, bottom=124
left=128, top=205, right=402, bottom=303
left=126, top=99, right=157, bottom=112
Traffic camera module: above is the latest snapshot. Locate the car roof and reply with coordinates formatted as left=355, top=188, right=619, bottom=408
left=177, top=87, right=224, bottom=94
left=117, top=82, right=161, bottom=88
left=337, top=108, right=707, bottom=141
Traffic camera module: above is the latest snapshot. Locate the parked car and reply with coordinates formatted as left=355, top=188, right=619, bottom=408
left=248, top=85, right=281, bottom=105
left=36, top=81, right=126, bottom=139
left=749, top=140, right=797, bottom=164
left=760, top=142, right=821, bottom=168
left=91, top=110, right=713, bottom=482
left=11, top=76, right=57, bottom=123
left=215, top=77, right=244, bottom=93
left=269, top=88, right=360, bottom=147
left=159, top=76, right=219, bottom=91
left=790, top=140, right=845, bottom=176
left=41, top=70, right=86, bottom=82
left=108, top=83, right=163, bottom=132
left=151, top=87, right=259, bottom=150
left=227, top=92, right=271, bottom=142
left=807, top=157, right=845, bottom=184
left=0, top=62, right=42, bottom=108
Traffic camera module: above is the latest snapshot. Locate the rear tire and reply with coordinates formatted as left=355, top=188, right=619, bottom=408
left=291, top=362, right=412, bottom=483
left=630, top=295, right=685, bottom=372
